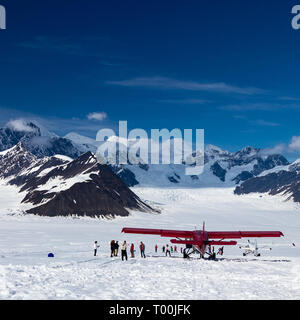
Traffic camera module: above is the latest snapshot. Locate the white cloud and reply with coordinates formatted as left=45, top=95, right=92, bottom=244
left=87, top=112, right=107, bottom=121
left=156, top=98, right=211, bottom=105
left=222, top=102, right=300, bottom=112
left=221, top=103, right=278, bottom=111
left=6, top=119, right=36, bottom=132
left=288, top=136, right=300, bottom=153
left=278, top=96, right=300, bottom=101
left=259, top=143, right=286, bottom=156
left=253, top=119, right=281, bottom=127
left=106, top=76, right=264, bottom=95
left=259, top=136, right=300, bottom=156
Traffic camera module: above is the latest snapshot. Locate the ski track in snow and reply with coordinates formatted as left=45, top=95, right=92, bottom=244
left=0, top=186, right=300, bottom=300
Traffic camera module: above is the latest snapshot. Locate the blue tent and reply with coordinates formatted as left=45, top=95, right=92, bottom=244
left=48, top=253, right=54, bottom=258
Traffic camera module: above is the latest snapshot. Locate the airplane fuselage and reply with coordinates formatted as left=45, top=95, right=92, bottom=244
left=192, top=230, right=209, bottom=257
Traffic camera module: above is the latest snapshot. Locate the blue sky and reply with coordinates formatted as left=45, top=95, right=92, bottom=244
left=1, top=0, right=300, bottom=158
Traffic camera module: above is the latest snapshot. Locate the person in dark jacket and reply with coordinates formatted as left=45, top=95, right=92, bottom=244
left=121, top=241, right=128, bottom=261
left=94, top=241, right=100, bottom=256
left=166, top=244, right=171, bottom=257
left=114, top=241, right=119, bottom=256
left=110, top=240, right=115, bottom=257
left=140, top=241, right=146, bottom=258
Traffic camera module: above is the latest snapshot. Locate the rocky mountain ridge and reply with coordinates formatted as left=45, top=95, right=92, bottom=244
left=0, top=142, right=154, bottom=218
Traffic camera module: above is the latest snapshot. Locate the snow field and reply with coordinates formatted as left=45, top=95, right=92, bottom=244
left=0, top=186, right=300, bottom=299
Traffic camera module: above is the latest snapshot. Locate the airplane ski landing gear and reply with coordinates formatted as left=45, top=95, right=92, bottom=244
left=208, top=252, right=216, bottom=260
left=183, top=247, right=197, bottom=259
left=183, top=247, right=216, bottom=260
left=243, top=252, right=261, bottom=257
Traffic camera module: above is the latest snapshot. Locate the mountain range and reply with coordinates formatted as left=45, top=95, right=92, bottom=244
left=235, top=160, right=300, bottom=203
left=66, top=133, right=289, bottom=188
left=1, top=119, right=300, bottom=217
left=0, top=120, right=289, bottom=188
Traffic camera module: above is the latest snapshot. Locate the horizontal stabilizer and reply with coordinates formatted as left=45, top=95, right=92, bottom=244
left=170, top=239, right=198, bottom=245
left=170, top=239, right=237, bottom=246
left=208, top=240, right=237, bottom=246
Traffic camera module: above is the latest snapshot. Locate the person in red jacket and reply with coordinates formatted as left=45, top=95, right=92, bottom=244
left=130, top=243, right=135, bottom=258
left=155, top=244, right=158, bottom=253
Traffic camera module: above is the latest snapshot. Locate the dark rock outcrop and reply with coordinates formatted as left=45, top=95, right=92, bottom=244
left=252, top=155, right=289, bottom=176
left=234, top=164, right=300, bottom=203
left=232, top=171, right=254, bottom=184
left=110, top=166, right=139, bottom=187
left=26, top=163, right=153, bottom=217
left=210, top=162, right=226, bottom=182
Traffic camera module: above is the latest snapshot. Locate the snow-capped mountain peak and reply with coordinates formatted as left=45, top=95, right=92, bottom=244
left=205, top=144, right=230, bottom=155
left=234, top=146, right=260, bottom=159
left=0, top=120, right=81, bottom=159
left=235, top=156, right=300, bottom=204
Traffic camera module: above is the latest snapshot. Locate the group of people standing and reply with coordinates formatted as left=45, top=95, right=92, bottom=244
left=161, top=244, right=178, bottom=256
left=110, top=240, right=119, bottom=257
left=110, top=240, right=146, bottom=261
left=94, top=240, right=181, bottom=259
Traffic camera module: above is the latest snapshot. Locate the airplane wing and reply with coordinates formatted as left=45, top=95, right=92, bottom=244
left=122, top=227, right=194, bottom=238
left=122, top=228, right=283, bottom=239
left=208, top=231, right=284, bottom=239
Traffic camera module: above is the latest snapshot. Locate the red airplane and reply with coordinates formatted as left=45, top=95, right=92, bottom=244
left=122, top=223, right=284, bottom=259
